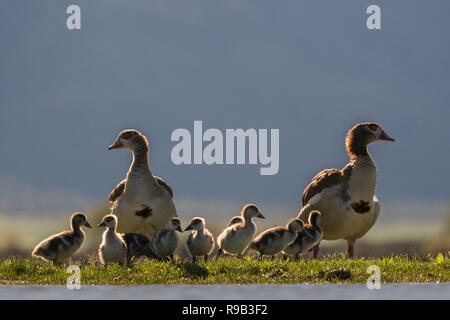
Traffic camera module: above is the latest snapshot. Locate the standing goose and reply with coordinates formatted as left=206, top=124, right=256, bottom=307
left=216, top=204, right=265, bottom=258
left=283, top=211, right=322, bottom=260
left=98, top=214, right=127, bottom=265
left=32, top=212, right=91, bottom=265
left=108, top=129, right=177, bottom=237
left=298, top=122, right=394, bottom=258
left=151, top=217, right=183, bottom=261
left=184, top=217, right=215, bottom=262
left=250, top=218, right=304, bottom=260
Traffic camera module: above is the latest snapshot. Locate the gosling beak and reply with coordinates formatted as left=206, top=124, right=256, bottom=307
left=176, top=226, right=183, bottom=233
left=97, top=221, right=106, bottom=227
left=84, top=221, right=92, bottom=228
left=184, top=225, right=193, bottom=232
left=379, top=130, right=395, bottom=142
left=108, top=139, right=123, bottom=150
left=257, top=212, right=265, bottom=219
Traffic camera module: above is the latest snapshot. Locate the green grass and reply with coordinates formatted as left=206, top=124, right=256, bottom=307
left=0, top=254, right=448, bottom=285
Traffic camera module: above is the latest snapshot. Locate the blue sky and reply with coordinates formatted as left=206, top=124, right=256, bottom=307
left=0, top=1, right=449, bottom=220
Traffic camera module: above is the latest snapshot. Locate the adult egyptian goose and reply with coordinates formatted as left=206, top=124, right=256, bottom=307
left=98, top=214, right=127, bottom=265
left=216, top=204, right=265, bottom=258
left=297, top=122, right=394, bottom=258
left=32, top=212, right=91, bottom=265
left=184, top=217, right=215, bottom=262
left=151, top=217, right=183, bottom=261
left=250, top=218, right=304, bottom=259
left=283, top=211, right=322, bottom=260
left=108, top=129, right=177, bottom=237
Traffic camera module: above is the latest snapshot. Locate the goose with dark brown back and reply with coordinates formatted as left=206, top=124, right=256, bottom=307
left=108, top=129, right=177, bottom=237
left=297, top=122, right=394, bottom=258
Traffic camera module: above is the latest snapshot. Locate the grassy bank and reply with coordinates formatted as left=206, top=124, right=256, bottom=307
left=0, top=254, right=448, bottom=285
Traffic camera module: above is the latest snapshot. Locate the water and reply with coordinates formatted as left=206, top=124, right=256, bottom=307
left=0, top=283, right=448, bottom=300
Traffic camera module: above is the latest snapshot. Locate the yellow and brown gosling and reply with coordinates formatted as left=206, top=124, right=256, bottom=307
left=98, top=214, right=127, bottom=265
left=32, top=212, right=91, bottom=265
left=151, top=217, right=182, bottom=261
left=250, top=218, right=304, bottom=259
left=283, top=211, right=323, bottom=260
left=216, top=204, right=265, bottom=258
left=184, top=217, right=214, bottom=262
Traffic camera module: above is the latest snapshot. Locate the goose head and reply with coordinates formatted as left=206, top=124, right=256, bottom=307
left=242, top=204, right=265, bottom=220
left=71, top=212, right=92, bottom=229
left=108, top=129, right=149, bottom=153
left=346, top=122, right=394, bottom=157
left=309, top=211, right=322, bottom=226
left=98, top=214, right=118, bottom=229
left=169, top=217, right=183, bottom=232
left=287, top=218, right=304, bottom=233
left=184, top=217, right=205, bottom=232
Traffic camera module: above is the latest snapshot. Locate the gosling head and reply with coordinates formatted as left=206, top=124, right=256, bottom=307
left=184, top=217, right=205, bottom=232
left=169, top=217, right=183, bottom=232
left=242, top=204, right=265, bottom=220
left=287, top=218, right=304, bottom=233
left=108, top=129, right=149, bottom=153
left=98, top=214, right=118, bottom=229
left=71, top=212, right=92, bottom=229
left=228, top=216, right=243, bottom=226
left=309, top=211, right=322, bottom=226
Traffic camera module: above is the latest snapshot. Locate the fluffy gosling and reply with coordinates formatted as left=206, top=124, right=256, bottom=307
left=32, top=212, right=91, bottom=265
left=184, top=217, right=215, bottom=262
left=250, top=218, right=304, bottom=259
left=283, top=211, right=323, bottom=260
left=98, top=214, right=127, bottom=265
left=216, top=204, right=265, bottom=258
left=151, top=217, right=183, bottom=261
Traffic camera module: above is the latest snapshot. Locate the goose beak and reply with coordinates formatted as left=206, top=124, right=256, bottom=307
left=97, top=222, right=106, bottom=227
left=84, top=221, right=92, bottom=228
left=184, top=225, right=193, bottom=232
left=257, top=212, right=265, bottom=219
left=108, top=139, right=123, bottom=150
left=379, top=130, right=395, bottom=142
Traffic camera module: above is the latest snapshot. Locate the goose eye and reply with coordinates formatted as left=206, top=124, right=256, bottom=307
left=368, top=124, right=379, bottom=131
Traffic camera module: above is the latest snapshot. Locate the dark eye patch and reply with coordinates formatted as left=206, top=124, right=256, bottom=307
left=368, top=123, right=379, bottom=131
left=121, top=131, right=134, bottom=140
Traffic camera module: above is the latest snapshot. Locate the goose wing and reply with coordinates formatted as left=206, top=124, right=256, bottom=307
left=154, top=176, right=173, bottom=198
left=301, top=169, right=343, bottom=207
left=109, top=180, right=126, bottom=202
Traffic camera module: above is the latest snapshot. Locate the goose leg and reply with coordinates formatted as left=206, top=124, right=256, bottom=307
left=216, top=248, right=223, bottom=259
left=282, top=254, right=287, bottom=261
left=204, top=255, right=208, bottom=262
left=192, top=256, right=197, bottom=263
left=312, top=244, right=320, bottom=259
left=347, top=241, right=355, bottom=258
left=294, top=253, right=300, bottom=261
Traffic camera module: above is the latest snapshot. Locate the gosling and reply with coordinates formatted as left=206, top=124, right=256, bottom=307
left=184, top=217, right=215, bottom=262
left=228, top=215, right=243, bottom=226
left=32, top=212, right=91, bottom=265
left=121, top=233, right=154, bottom=262
left=250, top=218, right=304, bottom=259
left=98, top=214, right=127, bottom=265
left=216, top=204, right=265, bottom=258
left=151, top=217, right=183, bottom=261
left=283, top=211, right=323, bottom=260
